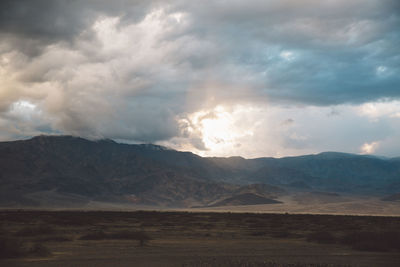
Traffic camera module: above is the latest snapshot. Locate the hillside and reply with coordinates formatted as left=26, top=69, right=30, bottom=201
left=250, top=152, right=400, bottom=194
left=208, top=193, right=282, bottom=207
left=0, top=135, right=399, bottom=208
left=0, top=136, right=276, bottom=207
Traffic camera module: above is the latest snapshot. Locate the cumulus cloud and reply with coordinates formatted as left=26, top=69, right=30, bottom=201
left=0, top=0, right=399, bottom=157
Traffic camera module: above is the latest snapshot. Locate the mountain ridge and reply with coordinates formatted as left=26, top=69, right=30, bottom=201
left=0, top=135, right=399, bottom=208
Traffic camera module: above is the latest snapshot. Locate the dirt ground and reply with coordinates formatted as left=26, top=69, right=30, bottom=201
left=1, top=210, right=400, bottom=267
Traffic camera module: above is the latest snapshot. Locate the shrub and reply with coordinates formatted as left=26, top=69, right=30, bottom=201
left=109, top=230, right=150, bottom=239
left=15, top=226, right=57, bottom=237
left=38, top=236, right=72, bottom=242
left=79, top=230, right=151, bottom=246
left=306, top=231, right=336, bottom=244
left=250, top=231, right=268, bottom=237
left=340, top=231, right=400, bottom=252
left=114, top=231, right=151, bottom=246
left=182, top=258, right=344, bottom=267
left=0, top=237, right=25, bottom=258
left=79, top=230, right=108, bottom=240
left=29, top=243, right=52, bottom=257
left=271, top=230, right=291, bottom=238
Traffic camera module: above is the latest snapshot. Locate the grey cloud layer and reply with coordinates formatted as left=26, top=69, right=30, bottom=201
left=0, top=0, right=399, bottom=151
left=177, top=0, right=400, bottom=104
left=2, top=0, right=399, bottom=102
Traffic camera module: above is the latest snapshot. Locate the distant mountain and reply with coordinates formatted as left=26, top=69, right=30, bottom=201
left=250, top=152, right=400, bottom=194
left=0, top=136, right=277, bottom=207
left=208, top=193, right=282, bottom=207
left=0, top=135, right=399, bottom=208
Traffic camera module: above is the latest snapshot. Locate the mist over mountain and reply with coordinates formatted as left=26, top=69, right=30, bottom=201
left=0, top=135, right=399, bottom=208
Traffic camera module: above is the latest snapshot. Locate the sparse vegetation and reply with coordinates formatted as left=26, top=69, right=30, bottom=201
left=305, top=229, right=400, bottom=252
left=28, top=243, right=52, bottom=257
left=182, top=259, right=349, bottom=267
left=306, top=231, right=336, bottom=244
left=79, top=230, right=109, bottom=240
left=340, top=231, right=400, bottom=252
left=0, top=237, right=52, bottom=258
left=1, top=210, right=400, bottom=265
left=15, top=225, right=57, bottom=237
left=38, top=236, right=72, bottom=242
left=0, top=237, right=25, bottom=258
left=79, top=230, right=151, bottom=246
left=271, top=230, right=291, bottom=238
left=109, top=230, right=151, bottom=246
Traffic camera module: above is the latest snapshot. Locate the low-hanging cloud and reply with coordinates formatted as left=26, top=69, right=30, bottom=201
left=0, top=0, right=399, bottom=157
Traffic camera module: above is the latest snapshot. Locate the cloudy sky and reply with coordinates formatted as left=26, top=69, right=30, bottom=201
left=0, top=0, right=399, bottom=158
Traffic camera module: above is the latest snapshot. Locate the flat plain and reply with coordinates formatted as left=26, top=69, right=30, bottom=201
left=1, top=210, right=400, bottom=267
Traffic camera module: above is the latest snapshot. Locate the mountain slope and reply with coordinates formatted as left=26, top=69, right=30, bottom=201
left=0, top=136, right=276, bottom=207
left=251, top=152, right=400, bottom=193
left=208, top=193, right=282, bottom=207
left=0, top=136, right=399, bottom=208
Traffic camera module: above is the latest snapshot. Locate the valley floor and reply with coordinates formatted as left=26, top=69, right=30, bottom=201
left=189, top=195, right=400, bottom=216
left=1, top=210, right=400, bottom=267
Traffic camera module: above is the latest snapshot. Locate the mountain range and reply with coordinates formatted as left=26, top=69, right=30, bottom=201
left=0, top=135, right=399, bottom=209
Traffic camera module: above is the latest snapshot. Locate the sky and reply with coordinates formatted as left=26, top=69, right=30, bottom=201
left=0, top=0, right=399, bottom=158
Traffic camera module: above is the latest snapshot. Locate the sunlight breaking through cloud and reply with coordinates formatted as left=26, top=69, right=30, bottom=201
left=0, top=0, right=399, bottom=157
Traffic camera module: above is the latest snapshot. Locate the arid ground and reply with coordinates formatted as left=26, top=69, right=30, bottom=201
left=1, top=210, right=400, bottom=267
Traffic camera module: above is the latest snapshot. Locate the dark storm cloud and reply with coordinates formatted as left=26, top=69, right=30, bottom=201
left=173, top=0, right=400, bottom=105
left=2, top=0, right=399, bottom=103
left=0, top=0, right=158, bottom=39
left=0, top=0, right=159, bottom=55
left=0, top=0, right=399, bottom=155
